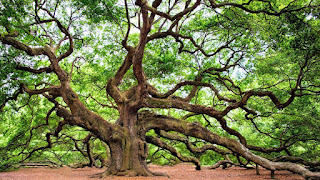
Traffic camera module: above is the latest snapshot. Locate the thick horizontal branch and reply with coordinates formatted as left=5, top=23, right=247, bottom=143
left=16, top=64, right=53, bottom=74
left=22, top=84, right=61, bottom=96
left=273, top=156, right=320, bottom=170
left=0, top=35, right=48, bottom=56
left=240, top=90, right=297, bottom=110
left=247, top=144, right=292, bottom=154
left=145, top=97, right=222, bottom=118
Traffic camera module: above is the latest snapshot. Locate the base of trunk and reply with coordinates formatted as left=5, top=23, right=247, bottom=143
left=92, top=166, right=169, bottom=178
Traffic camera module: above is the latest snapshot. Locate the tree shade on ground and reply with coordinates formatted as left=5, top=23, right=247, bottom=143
left=0, top=0, right=320, bottom=179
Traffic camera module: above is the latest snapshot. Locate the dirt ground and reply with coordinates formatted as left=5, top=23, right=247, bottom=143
left=0, top=163, right=304, bottom=180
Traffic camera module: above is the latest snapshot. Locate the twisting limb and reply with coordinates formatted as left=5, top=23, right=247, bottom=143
left=144, top=0, right=201, bottom=21
left=36, top=5, right=74, bottom=61
left=145, top=66, right=315, bottom=146
left=83, top=133, right=95, bottom=167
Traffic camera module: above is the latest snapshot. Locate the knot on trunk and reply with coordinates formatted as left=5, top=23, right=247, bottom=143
left=56, top=107, right=72, bottom=118
left=138, top=139, right=148, bottom=159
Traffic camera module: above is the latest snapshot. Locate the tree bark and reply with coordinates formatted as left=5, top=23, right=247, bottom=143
left=94, top=109, right=160, bottom=177
left=139, top=112, right=320, bottom=179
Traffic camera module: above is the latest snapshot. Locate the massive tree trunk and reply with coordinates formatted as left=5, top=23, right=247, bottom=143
left=1, top=0, right=320, bottom=179
left=106, top=137, right=150, bottom=176
left=91, top=107, right=158, bottom=177
left=104, top=110, right=149, bottom=176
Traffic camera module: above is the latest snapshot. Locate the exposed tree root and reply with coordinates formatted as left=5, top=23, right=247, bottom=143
left=273, top=156, right=320, bottom=172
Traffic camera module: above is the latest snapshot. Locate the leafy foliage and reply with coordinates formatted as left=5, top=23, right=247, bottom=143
left=0, top=0, right=319, bottom=178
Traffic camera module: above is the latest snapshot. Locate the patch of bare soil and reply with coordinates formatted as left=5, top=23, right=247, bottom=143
left=0, top=163, right=304, bottom=180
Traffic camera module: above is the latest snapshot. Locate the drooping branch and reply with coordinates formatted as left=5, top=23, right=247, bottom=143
left=273, top=156, right=320, bottom=171
left=209, top=154, right=254, bottom=170
left=141, top=103, right=247, bottom=147
left=145, top=70, right=314, bottom=147
left=64, top=135, right=87, bottom=160
left=156, top=130, right=231, bottom=155
left=18, top=113, right=68, bottom=163
left=146, top=135, right=201, bottom=170
left=139, top=112, right=320, bottom=179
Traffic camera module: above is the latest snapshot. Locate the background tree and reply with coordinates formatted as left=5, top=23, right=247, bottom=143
left=1, top=0, right=320, bottom=179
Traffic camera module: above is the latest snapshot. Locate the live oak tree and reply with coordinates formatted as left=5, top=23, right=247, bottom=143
left=1, top=0, right=320, bottom=179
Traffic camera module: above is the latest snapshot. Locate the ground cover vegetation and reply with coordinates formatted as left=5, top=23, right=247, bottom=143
left=0, top=0, right=320, bottom=179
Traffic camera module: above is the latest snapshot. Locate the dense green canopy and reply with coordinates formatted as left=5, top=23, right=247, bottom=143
left=0, top=0, right=320, bottom=178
